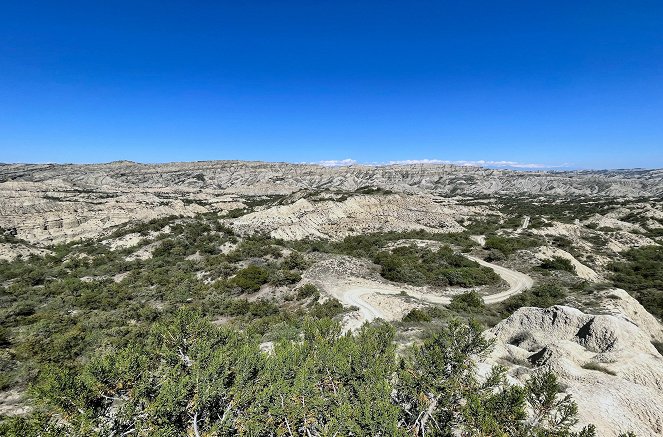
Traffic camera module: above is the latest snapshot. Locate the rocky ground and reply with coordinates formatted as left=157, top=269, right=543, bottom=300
left=484, top=290, right=663, bottom=436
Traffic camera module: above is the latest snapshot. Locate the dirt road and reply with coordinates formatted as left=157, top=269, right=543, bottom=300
left=467, top=255, right=533, bottom=304
left=518, top=215, right=530, bottom=231
left=334, top=255, right=533, bottom=329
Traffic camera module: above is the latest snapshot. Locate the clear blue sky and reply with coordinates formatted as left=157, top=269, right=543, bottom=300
left=1, top=1, right=662, bottom=169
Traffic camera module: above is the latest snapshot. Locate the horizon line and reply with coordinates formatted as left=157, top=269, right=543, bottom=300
left=0, top=158, right=660, bottom=172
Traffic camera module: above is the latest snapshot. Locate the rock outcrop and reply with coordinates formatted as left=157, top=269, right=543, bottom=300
left=485, top=300, right=663, bottom=436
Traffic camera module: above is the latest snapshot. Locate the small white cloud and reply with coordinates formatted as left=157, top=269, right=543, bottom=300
left=308, top=158, right=570, bottom=169
left=387, top=159, right=451, bottom=165
left=312, top=159, right=358, bottom=167
left=387, top=159, right=570, bottom=169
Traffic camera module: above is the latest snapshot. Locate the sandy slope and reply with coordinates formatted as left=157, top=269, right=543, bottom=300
left=535, top=246, right=600, bottom=281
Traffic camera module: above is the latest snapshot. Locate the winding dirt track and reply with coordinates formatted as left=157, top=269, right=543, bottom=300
left=337, top=255, right=533, bottom=329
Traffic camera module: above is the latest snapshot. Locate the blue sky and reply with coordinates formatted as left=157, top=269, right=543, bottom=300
left=1, top=1, right=662, bottom=169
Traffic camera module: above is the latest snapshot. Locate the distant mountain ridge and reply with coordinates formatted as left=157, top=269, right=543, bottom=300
left=1, top=160, right=662, bottom=197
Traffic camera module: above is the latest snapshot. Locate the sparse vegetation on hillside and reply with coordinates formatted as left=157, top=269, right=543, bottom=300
left=497, top=196, right=622, bottom=224
left=610, top=245, right=663, bottom=319
left=0, top=227, right=23, bottom=245
left=0, top=183, right=659, bottom=435
left=288, top=230, right=477, bottom=257
left=289, top=231, right=501, bottom=288
left=0, top=216, right=339, bottom=403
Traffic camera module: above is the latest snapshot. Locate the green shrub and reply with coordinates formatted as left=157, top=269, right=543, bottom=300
left=280, top=251, right=308, bottom=270
left=309, top=298, right=346, bottom=319
left=402, top=308, right=432, bottom=322
left=227, top=237, right=282, bottom=261
left=296, top=283, right=320, bottom=300
left=229, top=265, right=270, bottom=292
left=448, top=291, right=485, bottom=313
left=498, top=284, right=567, bottom=317
left=268, top=269, right=302, bottom=287
left=225, top=208, right=248, bottom=218
left=485, top=236, right=540, bottom=256
left=540, top=256, right=575, bottom=273
left=2, top=311, right=595, bottom=435
left=485, top=248, right=506, bottom=262
left=0, top=327, right=9, bottom=348
left=551, top=235, right=573, bottom=249
left=374, top=245, right=500, bottom=288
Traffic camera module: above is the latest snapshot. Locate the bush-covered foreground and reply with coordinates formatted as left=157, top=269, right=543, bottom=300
left=0, top=310, right=599, bottom=437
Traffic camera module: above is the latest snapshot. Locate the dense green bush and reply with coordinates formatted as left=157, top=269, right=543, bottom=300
left=280, top=251, right=309, bottom=270
left=309, top=298, right=347, bottom=319
left=206, top=298, right=280, bottom=318
left=448, top=291, right=485, bottom=313
left=0, top=327, right=10, bottom=348
left=374, top=245, right=499, bottom=287
left=227, top=236, right=283, bottom=261
left=485, top=248, right=507, bottom=262
left=296, top=283, right=320, bottom=300
left=540, top=256, right=576, bottom=273
left=229, top=265, right=270, bottom=292
left=611, top=246, right=663, bottom=291
left=401, top=308, right=432, bottom=322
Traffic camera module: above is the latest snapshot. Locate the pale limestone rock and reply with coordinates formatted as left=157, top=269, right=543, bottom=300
left=486, top=304, right=663, bottom=436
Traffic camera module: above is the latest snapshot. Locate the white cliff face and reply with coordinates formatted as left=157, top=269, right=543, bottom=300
left=0, top=183, right=209, bottom=243
left=484, top=296, right=663, bottom=437
left=230, top=194, right=467, bottom=240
